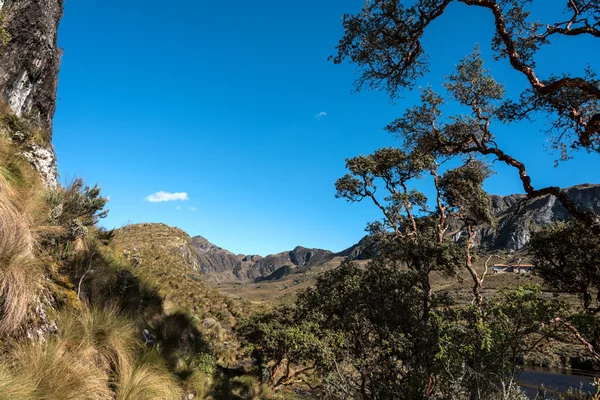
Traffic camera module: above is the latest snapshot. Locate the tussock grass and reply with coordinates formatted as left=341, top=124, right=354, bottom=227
left=57, top=304, right=138, bottom=371
left=0, top=365, right=35, bottom=400
left=0, top=140, right=41, bottom=335
left=8, top=340, right=111, bottom=400
left=115, top=348, right=183, bottom=400
left=0, top=305, right=193, bottom=400
left=184, top=370, right=212, bottom=399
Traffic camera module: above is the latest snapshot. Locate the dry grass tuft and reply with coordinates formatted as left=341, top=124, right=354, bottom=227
left=8, top=340, right=111, bottom=400
left=184, top=370, right=213, bottom=399
left=0, top=156, right=40, bottom=335
left=57, top=304, right=138, bottom=371
left=115, top=348, right=183, bottom=400
left=0, top=365, right=36, bottom=400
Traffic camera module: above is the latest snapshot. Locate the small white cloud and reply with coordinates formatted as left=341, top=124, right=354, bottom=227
left=189, top=207, right=197, bottom=211
left=146, top=191, right=189, bottom=203
left=175, top=205, right=182, bottom=210
left=314, top=111, right=327, bottom=120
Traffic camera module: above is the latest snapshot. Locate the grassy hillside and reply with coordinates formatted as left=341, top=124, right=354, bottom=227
left=0, top=114, right=274, bottom=399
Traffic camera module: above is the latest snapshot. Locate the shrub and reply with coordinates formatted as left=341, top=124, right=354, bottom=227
left=57, top=178, right=109, bottom=228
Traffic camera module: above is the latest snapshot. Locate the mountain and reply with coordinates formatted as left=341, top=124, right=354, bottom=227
left=191, top=237, right=334, bottom=283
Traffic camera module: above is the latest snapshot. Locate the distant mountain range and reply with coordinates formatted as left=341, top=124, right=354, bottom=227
left=193, top=184, right=600, bottom=283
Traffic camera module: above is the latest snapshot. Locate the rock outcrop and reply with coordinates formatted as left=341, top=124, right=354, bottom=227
left=249, top=246, right=334, bottom=281
left=0, top=0, right=62, bottom=134
left=192, top=235, right=242, bottom=276
left=0, top=0, right=63, bottom=188
left=335, top=235, right=374, bottom=260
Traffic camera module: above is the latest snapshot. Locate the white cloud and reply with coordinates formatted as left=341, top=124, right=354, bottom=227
left=175, top=205, right=182, bottom=210
left=146, top=191, right=189, bottom=203
left=314, top=111, right=327, bottom=119
left=189, top=207, right=197, bottom=211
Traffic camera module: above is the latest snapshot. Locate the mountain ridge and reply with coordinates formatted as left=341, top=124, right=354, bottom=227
left=191, top=183, right=600, bottom=282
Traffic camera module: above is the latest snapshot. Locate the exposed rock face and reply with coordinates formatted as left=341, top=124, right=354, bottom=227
left=336, top=236, right=374, bottom=260
left=474, top=184, right=600, bottom=251
left=21, top=142, right=58, bottom=189
left=0, top=0, right=63, bottom=188
left=191, top=236, right=241, bottom=276
left=0, top=0, right=62, bottom=134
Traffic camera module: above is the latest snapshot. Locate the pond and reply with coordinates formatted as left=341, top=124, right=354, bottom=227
left=519, top=367, right=599, bottom=399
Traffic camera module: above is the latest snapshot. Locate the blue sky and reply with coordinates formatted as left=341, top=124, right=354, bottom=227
left=53, top=0, right=600, bottom=256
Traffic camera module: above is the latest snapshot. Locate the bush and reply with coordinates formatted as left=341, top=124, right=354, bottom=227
left=56, top=178, right=109, bottom=228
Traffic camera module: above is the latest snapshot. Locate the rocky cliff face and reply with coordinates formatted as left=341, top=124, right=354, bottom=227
left=249, top=246, right=334, bottom=281
left=0, top=0, right=62, bottom=134
left=0, top=0, right=63, bottom=188
left=472, top=184, right=600, bottom=251
left=192, top=236, right=242, bottom=276
left=335, top=236, right=374, bottom=260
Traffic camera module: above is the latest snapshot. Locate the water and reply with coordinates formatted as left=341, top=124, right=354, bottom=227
left=519, top=367, right=599, bottom=398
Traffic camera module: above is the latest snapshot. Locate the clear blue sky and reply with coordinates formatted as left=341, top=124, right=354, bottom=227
left=53, top=0, right=599, bottom=256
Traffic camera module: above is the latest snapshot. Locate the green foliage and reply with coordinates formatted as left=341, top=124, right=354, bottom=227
left=440, top=160, right=494, bottom=226
left=238, top=304, right=322, bottom=386
left=297, top=261, right=441, bottom=399
left=531, top=220, right=600, bottom=311
left=334, top=0, right=600, bottom=159
left=436, top=285, right=565, bottom=397
left=59, top=178, right=109, bottom=227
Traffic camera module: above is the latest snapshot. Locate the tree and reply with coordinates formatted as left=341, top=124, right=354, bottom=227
left=236, top=305, right=323, bottom=389
left=530, top=220, right=600, bottom=358
left=296, top=261, right=447, bottom=399
left=332, top=0, right=600, bottom=232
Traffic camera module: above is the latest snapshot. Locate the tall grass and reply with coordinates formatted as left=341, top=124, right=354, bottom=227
left=8, top=340, right=111, bottom=400
left=0, top=366, right=35, bottom=400
left=0, top=138, right=41, bottom=335
left=57, top=304, right=138, bottom=371
left=115, top=348, right=183, bottom=400
left=0, top=305, right=192, bottom=399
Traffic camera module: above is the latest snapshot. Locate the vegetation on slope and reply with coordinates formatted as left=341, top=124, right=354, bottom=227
left=0, top=113, right=264, bottom=399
